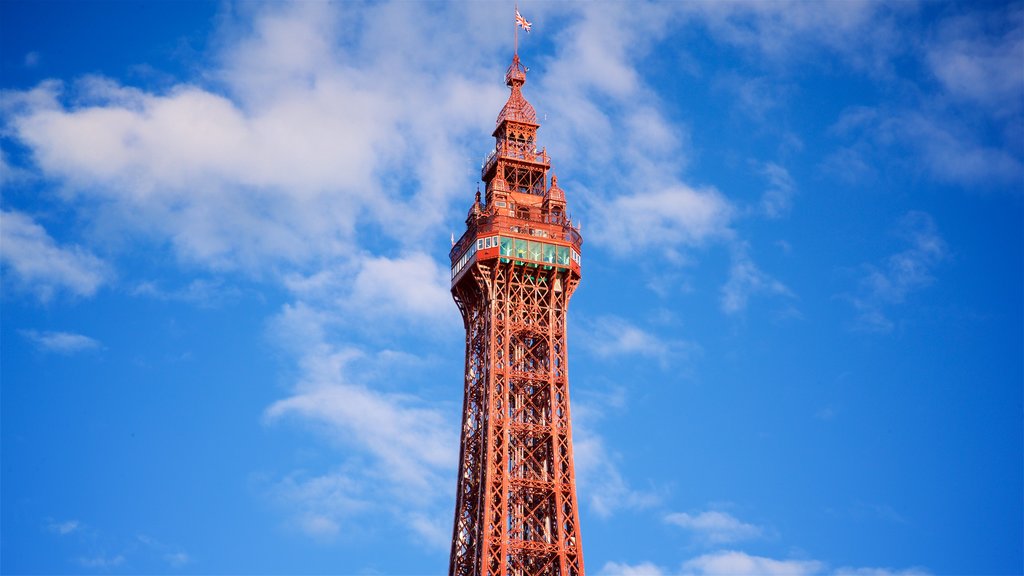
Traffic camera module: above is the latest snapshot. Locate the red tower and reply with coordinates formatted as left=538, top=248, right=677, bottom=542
left=448, top=54, right=585, bottom=576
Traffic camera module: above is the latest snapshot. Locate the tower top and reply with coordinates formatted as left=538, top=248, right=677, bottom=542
left=497, top=55, right=537, bottom=126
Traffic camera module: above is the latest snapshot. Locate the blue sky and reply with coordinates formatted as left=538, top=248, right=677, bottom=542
left=1, top=1, right=1021, bottom=574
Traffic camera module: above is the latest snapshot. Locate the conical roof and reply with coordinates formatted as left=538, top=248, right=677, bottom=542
left=497, top=55, right=538, bottom=125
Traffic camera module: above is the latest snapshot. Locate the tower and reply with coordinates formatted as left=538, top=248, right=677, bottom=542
left=448, top=54, right=585, bottom=576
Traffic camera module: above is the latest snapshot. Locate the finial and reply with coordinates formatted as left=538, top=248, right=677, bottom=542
left=499, top=56, right=537, bottom=125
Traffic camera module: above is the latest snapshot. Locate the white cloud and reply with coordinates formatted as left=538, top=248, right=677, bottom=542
left=573, top=429, right=659, bottom=518
left=270, top=469, right=368, bottom=540
left=599, top=561, right=666, bottom=576
left=592, top=185, right=735, bottom=258
left=834, top=568, right=930, bottom=576
left=721, top=243, right=793, bottom=315
left=830, top=103, right=1023, bottom=189
left=78, top=554, right=126, bottom=569
left=46, top=519, right=81, bottom=535
left=131, top=278, right=242, bottom=307
left=613, top=552, right=931, bottom=576
left=571, top=396, right=660, bottom=518
left=405, top=511, right=451, bottom=550
left=665, top=510, right=764, bottom=545
left=688, top=3, right=1023, bottom=190
left=681, top=550, right=823, bottom=576
left=265, top=348, right=456, bottom=499
left=580, top=315, right=698, bottom=367
left=848, top=212, right=947, bottom=332
left=21, top=330, right=101, bottom=354
left=2, top=4, right=506, bottom=274
left=759, top=162, right=796, bottom=219
left=262, top=300, right=457, bottom=545
left=1, top=210, right=109, bottom=302
left=164, top=552, right=191, bottom=567
left=713, top=74, right=790, bottom=124
left=530, top=2, right=750, bottom=280
left=349, top=252, right=456, bottom=323
left=925, top=6, right=1024, bottom=118
left=681, top=1, right=908, bottom=74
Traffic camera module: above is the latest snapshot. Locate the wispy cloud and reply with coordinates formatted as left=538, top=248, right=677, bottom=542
left=579, top=315, right=699, bottom=367
left=627, top=551, right=930, bottom=576
left=78, top=554, right=125, bottom=569
left=46, top=518, right=81, bottom=535
left=164, top=552, right=191, bottom=568
left=758, top=162, right=796, bottom=219
left=135, top=534, right=191, bottom=568
left=571, top=392, right=660, bottom=518
left=846, top=211, right=947, bottom=332
left=1, top=210, right=110, bottom=302
left=681, top=1, right=910, bottom=74
left=262, top=300, right=457, bottom=546
left=265, top=355, right=456, bottom=497
left=2, top=4, right=507, bottom=275
left=681, top=551, right=824, bottom=576
left=268, top=469, right=369, bottom=540
left=721, top=243, right=793, bottom=315
left=21, top=330, right=101, bottom=354
left=44, top=519, right=191, bottom=570
left=348, top=252, right=456, bottom=324
left=924, top=5, right=1024, bottom=119
left=572, top=426, right=660, bottom=518
left=590, top=184, right=734, bottom=261
left=665, top=509, right=765, bottom=545
left=131, top=278, right=243, bottom=307
left=833, top=567, right=930, bottom=576
left=599, top=561, right=666, bottom=576
left=830, top=106, right=1023, bottom=188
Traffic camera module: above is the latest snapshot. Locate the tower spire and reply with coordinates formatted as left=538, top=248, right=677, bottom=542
left=448, top=45, right=585, bottom=576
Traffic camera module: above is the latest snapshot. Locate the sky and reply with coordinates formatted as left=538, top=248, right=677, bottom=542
left=1, top=1, right=1021, bottom=574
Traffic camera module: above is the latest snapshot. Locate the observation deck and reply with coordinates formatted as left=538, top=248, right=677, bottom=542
left=449, top=206, right=582, bottom=284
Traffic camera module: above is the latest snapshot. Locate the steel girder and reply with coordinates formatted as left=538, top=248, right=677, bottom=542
left=450, top=261, right=584, bottom=576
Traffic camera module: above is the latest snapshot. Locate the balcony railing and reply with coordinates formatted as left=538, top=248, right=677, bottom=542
left=450, top=209, right=582, bottom=264
left=481, top=142, right=550, bottom=178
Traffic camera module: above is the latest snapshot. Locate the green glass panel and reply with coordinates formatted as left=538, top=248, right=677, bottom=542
left=556, top=246, right=569, bottom=265
left=528, top=241, right=542, bottom=261
left=500, top=236, right=512, bottom=256
left=515, top=238, right=527, bottom=259
left=543, top=244, right=555, bottom=263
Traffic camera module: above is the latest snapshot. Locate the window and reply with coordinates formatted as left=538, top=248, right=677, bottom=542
left=528, top=241, right=543, bottom=261
left=500, top=236, right=512, bottom=257
left=544, top=244, right=555, bottom=263
left=556, top=246, right=569, bottom=265
left=515, top=238, right=527, bottom=259
left=477, top=239, right=483, bottom=250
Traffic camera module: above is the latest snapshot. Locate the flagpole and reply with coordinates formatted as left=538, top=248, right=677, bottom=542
left=514, top=3, right=519, bottom=57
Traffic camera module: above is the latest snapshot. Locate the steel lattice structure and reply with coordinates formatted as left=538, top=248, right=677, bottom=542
left=448, top=55, right=585, bottom=576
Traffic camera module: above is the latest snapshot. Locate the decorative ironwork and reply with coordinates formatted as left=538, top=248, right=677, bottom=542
left=449, top=55, right=585, bottom=576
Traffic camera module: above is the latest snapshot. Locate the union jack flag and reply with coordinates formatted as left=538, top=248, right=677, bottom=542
left=515, top=9, right=532, bottom=32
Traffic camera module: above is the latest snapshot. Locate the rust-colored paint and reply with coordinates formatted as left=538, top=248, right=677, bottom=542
left=449, top=55, right=585, bottom=576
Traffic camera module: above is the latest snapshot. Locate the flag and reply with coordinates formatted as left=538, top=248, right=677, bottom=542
left=516, top=9, right=532, bottom=32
